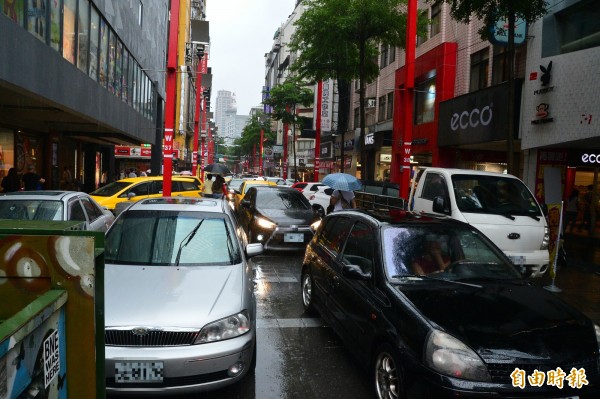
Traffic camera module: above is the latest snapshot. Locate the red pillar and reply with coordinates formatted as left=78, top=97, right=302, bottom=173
left=259, top=128, right=264, bottom=176
left=192, top=49, right=207, bottom=178
left=283, top=122, right=289, bottom=179
left=314, top=80, right=322, bottom=182
left=163, top=0, right=180, bottom=196
left=399, top=0, right=417, bottom=199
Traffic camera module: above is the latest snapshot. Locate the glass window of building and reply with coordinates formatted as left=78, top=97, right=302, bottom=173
left=63, top=0, right=77, bottom=64
left=122, top=52, right=129, bottom=103
left=386, top=92, right=394, bottom=120
left=99, top=18, right=109, bottom=88
left=414, top=76, right=436, bottom=125
left=2, top=0, right=25, bottom=26
left=378, top=95, right=386, bottom=122
left=77, top=0, right=90, bottom=74
left=108, top=29, right=116, bottom=94
left=50, top=0, right=61, bottom=50
left=89, top=7, right=99, bottom=81
left=469, top=48, right=489, bottom=92
left=128, top=56, right=135, bottom=106
left=115, top=39, right=123, bottom=98
left=430, top=2, right=441, bottom=38
left=26, top=0, right=47, bottom=42
left=389, top=45, right=395, bottom=64
left=491, top=46, right=508, bottom=85
left=557, top=0, right=600, bottom=55
left=380, top=44, right=388, bottom=68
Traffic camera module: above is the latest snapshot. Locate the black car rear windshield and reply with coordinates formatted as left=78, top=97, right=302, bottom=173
left=256, top=190, right=310, bottom=210
left=105, top=210, right=242, bottom=266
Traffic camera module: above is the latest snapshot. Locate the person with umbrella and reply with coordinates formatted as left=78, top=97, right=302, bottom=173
left=322, top=173, right=362, bottom=213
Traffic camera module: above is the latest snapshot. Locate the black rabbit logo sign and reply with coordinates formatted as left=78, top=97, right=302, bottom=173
left=540, top=61, right=552, bottom=86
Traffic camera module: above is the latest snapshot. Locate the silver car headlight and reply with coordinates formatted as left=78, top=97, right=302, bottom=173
left=195, top=311, right=251, bottom=344
left=594, top=324, right=600, bottom=350
left=256, top=216, right=276, bottom=229
left=541, top=226, right=549, bottom=250
left=425, top=330, right=491, bottom=382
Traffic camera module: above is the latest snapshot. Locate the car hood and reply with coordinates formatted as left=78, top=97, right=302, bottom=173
left=399, top=281, right=596, bottom=362
left=105, top=264, right=245, bottom=328
left=258, top=208, right=315, bottom=225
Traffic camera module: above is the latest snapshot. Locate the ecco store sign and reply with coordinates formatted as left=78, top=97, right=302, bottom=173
left=450, top=105, right=493, bottom=131
left=581, top=153, right=600, bottom=164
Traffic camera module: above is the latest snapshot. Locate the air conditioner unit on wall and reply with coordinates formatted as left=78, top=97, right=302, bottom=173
left=366, top=98, right=376, bottom=108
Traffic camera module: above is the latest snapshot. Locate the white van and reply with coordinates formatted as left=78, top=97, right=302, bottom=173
left=409, top=168, right=550, bottom=277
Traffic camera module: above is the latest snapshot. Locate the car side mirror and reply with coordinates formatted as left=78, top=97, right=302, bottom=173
left=241, top=199, right=252, bottom=208
left=246, top=243, right=263, bottom=258
left=432, top=196, right=449, bottom=214
left=312, top=203, right=325, bottom=218
left=127, top=192, right=136, bottom=200
left=341, top=264, right=371, bottom=280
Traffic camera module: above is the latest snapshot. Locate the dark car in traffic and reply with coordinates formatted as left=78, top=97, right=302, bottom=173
left=237, top=186, right=320, bottom=251
left=301, top=209, right=600, bottom=398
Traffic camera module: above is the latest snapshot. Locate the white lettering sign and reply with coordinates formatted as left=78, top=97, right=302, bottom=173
left=365, top=133, right=375, bottom=145
left=450, top=105, right=493, bottom=131
left=44, top=330, right=60, bottom=388
left=582, top=154, right=600, bottom=164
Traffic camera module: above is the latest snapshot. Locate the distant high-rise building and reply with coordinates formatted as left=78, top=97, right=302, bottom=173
left=215, top=90, right=237, bottom=131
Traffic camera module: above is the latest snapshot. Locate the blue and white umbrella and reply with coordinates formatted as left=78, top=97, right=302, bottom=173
left=322, top=173, right=362, bottom=191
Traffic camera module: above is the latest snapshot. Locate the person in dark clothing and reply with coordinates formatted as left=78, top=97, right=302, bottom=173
left=1, top=168, right=21, bottom=192
left=22, top=165, right=45, bottom=191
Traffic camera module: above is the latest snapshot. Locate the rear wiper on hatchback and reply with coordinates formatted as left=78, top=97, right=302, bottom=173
left=174, top=220, right=204, bottom=266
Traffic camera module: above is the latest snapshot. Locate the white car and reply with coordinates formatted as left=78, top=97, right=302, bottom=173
left=104, top=197, right=263, bottom=395
left=307, top=186, right=334, bottom=217
left=0, top=191, right=114, bottom=232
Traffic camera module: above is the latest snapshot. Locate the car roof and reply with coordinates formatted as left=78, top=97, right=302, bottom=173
left=0, top=191, right=81, bottom=200
left=330, top=208, right=472, bottom=229
left=124, top=197, right=230, bottom=213
left=116, top=176, right=201, bottom=183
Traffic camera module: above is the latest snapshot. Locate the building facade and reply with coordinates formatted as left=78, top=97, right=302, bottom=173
left=0, top=0, right=168, bottom=191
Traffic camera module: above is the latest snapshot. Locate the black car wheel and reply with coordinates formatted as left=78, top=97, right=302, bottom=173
left=301, top=270, right=316, bottom=314
left=374, top=344, right=405, bottom=399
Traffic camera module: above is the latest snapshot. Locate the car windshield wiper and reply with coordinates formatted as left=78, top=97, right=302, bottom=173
left=174, top=219, right=204, bottom=266
left=390, top=274, right=482, bottom=288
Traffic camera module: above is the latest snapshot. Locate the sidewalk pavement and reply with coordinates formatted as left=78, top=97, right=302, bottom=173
left=532, top=231, right=600, bottom=325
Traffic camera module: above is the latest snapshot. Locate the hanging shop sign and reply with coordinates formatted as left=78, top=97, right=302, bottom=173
left=114, top=146, right=152, bottom=158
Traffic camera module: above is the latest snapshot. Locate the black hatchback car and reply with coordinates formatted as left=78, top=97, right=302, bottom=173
left=237, top=186, right=320, bottom=251
left=301, top=210, right=600, bottom=398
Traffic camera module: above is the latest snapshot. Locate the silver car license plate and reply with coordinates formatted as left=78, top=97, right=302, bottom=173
left=284, top=233, right=304, bottom=242
left=115, top=361, right=164, bottom=383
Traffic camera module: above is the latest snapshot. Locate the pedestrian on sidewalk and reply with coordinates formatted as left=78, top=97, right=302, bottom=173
left=22, top=165, right=45, bottom=190
left=1, top=168, right=21, bottom=192
left=564, top=189, right=579, bottom=233
left=581, top=185, right=594, bottom=233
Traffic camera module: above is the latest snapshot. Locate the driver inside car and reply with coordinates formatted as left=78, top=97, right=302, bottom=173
left=411, top=238, right=451, bottom=275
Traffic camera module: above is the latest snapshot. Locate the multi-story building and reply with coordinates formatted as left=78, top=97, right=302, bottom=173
left=215, top=90, right=236, bottom=131
left=520, top=0, right=600, bottom=205
left=0, top=0, right=168, bottom=191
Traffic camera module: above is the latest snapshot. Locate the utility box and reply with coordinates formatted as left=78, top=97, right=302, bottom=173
left=0, top=221, right=105, bottom=399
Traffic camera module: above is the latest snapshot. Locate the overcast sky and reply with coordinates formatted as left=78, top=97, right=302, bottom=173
left=207, top=0, right=296, bottom=115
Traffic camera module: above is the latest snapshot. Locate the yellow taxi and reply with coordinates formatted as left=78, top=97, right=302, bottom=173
left=90, top=176, right=203, bottom=212
left=232, top=179, right=277, bottom=210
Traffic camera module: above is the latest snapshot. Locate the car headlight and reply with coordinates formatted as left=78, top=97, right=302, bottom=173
left=256, top=216, right=276, bottom=229
left=425, top=330, right=491, bottom=382
left=541, top=226, right=549, bottom=250
left=310, top=220, right=321, bottom=231
left=594, top=324, right=600, bottom=350
left=195, top=311, right=251, bottom=344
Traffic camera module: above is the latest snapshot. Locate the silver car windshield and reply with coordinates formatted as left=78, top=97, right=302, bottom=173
left=0, top=200, right=63, bottom=220
left=382, top=225, right=522, bottom=281
left=105, top=210, right=241, bottom=266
